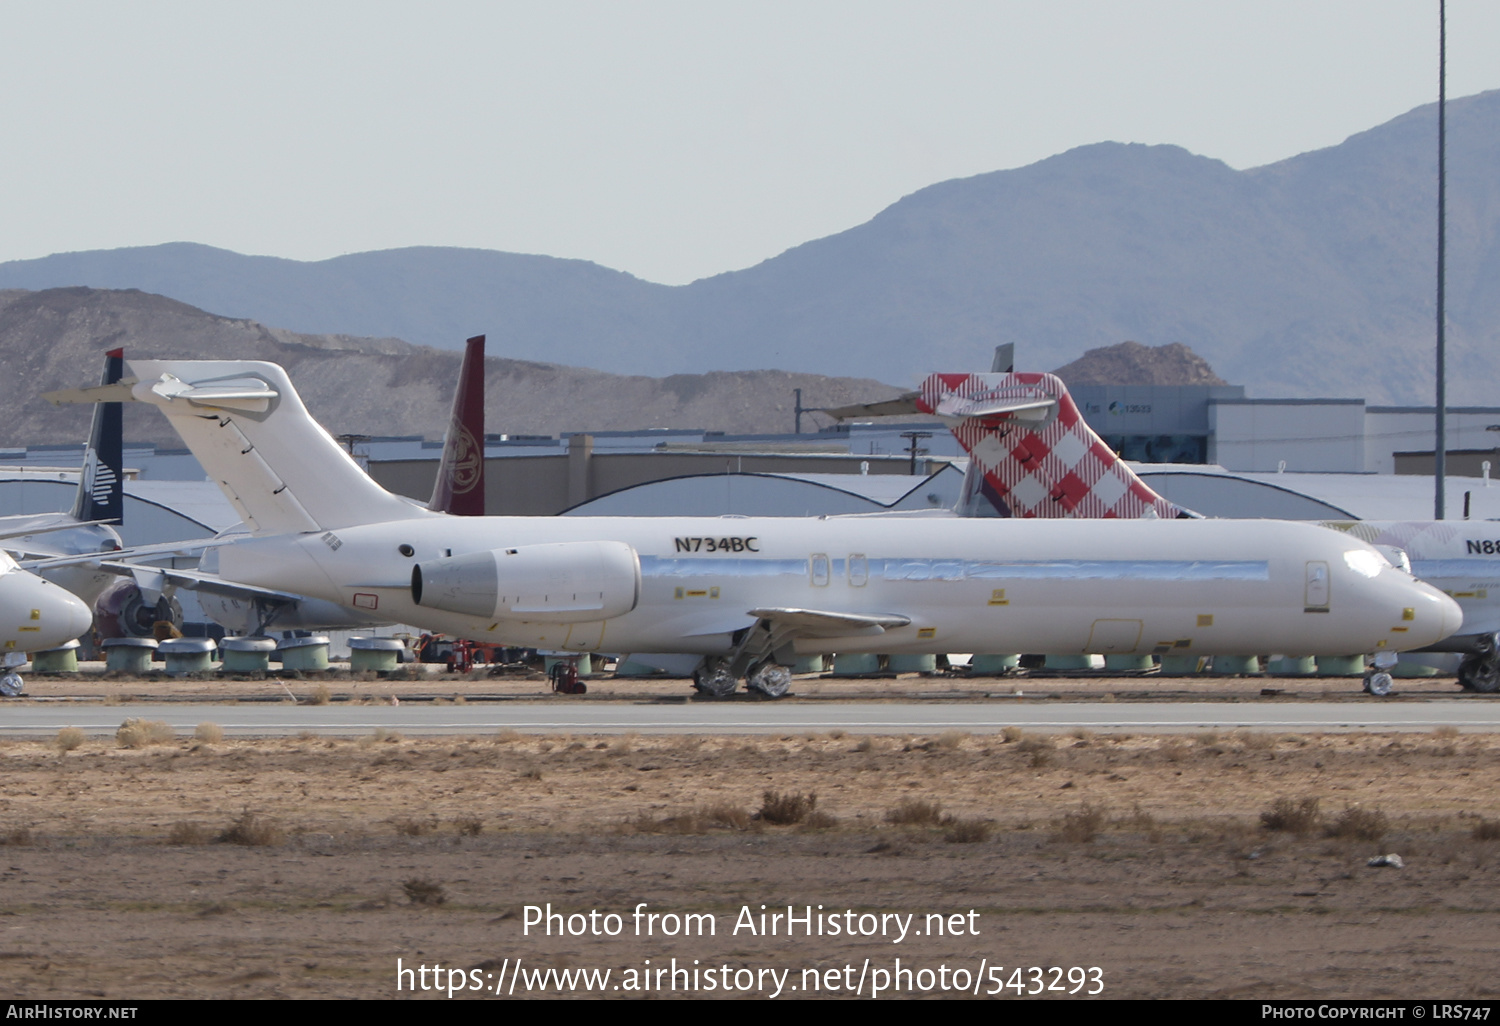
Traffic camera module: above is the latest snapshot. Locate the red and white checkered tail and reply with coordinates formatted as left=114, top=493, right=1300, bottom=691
left=917, top=372, right=1192, bottom=519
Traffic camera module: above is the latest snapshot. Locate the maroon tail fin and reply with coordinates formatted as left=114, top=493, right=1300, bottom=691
left=428, top=335, right=486, bottom=516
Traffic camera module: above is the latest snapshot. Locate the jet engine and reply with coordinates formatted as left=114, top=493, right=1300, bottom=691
left=412, top=540, right=640, bottom=623
left=93, top=578, right=183, bottom=640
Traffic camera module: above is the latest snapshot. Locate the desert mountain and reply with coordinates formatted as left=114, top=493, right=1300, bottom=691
left=1, top=91, right=1496, bottom=405
left=0, top=288, right=902, bottom=450
left=1054, top=342, right=1228, bottom=387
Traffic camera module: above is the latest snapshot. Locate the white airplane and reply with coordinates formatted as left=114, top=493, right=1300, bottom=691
left=0, top=550, right=95, bottom=693
left=827, top=364, right=1500, bottom=693
left=47, top=359, right=1462, bottom=697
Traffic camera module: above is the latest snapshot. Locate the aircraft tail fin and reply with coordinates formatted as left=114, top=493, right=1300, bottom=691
left=50, top=359, right=437, bottom=536
left=917, top=372, right=1193, bottom=519
left=427, top=335, right=486, bottom=515
left=68, top=348, right=125, bottom=525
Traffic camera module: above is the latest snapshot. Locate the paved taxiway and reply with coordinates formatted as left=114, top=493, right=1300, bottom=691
left=3, top=699, right=1499, bottom=736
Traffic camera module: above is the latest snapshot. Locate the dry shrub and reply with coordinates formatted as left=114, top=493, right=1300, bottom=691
left=55, top=727, right=85, bottom=753
left=2, top=827, right=33, bottom=846
left=403, top=878, right=447, bottom=906
left=393, top=817, right=438, bottom=837
left=194, top=722, right=224, bottom=744
left=1434, top=725, right=1460, bottom=739
left=1472, top=818, right=1500, bottom=841
left=699, top=803, right=753, bottom=831
left=453, top=816, right=484, bottom=837
left=308, top=684, right=331, bottom=706
left=1260, top=797, right=1321, bottom=835
left=216, top=811, right=285, bottom=846
left=801, top=811, right=839, bottom=831
left=935, top=731, right=967, bottom=751
left=518, top=765, right=543, bottom=781
left=1327, top=805, right=1388, bottom=842
left=886, top=799, right=943, bottom=827
left=116, top=718, right=174, bottom=749
left=1057, top=804, right=1107, bottom=843
left=943, top=817, right=992, bottom=844
left=168, top=821, right=214, bottom=845
left=496, top=729, right=523, bottom=744
left=1160, top=740, right=1191, bottom=763
left=759, top=791, right=817, bottom=825
left=1017, top=737, right=1053, bottom=768
left=1001, top=726, right=1025, bottom=744
left=827, top=729, right=847, bottom=740
left=1236, top=730, right=1274, bottom=751
left=629, top=812, right=700, bottom=834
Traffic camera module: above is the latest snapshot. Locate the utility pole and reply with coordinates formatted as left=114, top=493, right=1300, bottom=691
left=1436, top=0, right=1448, bottom=518
left=900, top=431, right=932, bottom=476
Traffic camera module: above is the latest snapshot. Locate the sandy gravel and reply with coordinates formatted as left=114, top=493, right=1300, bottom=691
left=0, top=724, right=1497, bottom=999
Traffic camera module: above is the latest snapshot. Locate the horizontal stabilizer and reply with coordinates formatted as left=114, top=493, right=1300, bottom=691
left=42, top=380, right=138, bottom=405
left=149, top=374, right=279, bottom=412
left=748, top=607, right=911, bottom=637
left=820, top=392, right=921, bottom=421
left=931, top=394, right=1055, bottom=421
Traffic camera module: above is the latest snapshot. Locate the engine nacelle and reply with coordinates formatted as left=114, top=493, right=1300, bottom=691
left=412, top=540, right=640, bottom=623
left=93, top=578, right=183, bottom=640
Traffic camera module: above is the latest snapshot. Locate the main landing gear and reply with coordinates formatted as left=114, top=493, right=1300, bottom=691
left=1458, top=634, right=1500, bottom=693
left=692, top=658, right=794, bottom=698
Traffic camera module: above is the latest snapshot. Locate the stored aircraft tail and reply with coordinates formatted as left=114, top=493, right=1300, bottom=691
left=826, top=370, right=1192, bottom=519
left=47, top=360, right=437, bottom=536
left=69, top=348, right=125, bottom=526
left=427, top=335, right=486, bottom=516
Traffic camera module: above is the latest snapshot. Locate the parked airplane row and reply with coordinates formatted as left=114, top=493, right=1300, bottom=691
left=35, top=353, right=1461, bottom=698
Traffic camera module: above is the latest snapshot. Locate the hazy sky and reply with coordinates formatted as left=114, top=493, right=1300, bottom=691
left=2, top=1, right=1495, bottom=284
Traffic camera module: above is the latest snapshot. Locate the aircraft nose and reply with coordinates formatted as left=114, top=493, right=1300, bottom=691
left=1405, top=577, right=1463, bottom=649
left=6, top=572, right=94, bottom=652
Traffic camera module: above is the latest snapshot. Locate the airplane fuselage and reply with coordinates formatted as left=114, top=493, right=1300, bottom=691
left=215, top=514, right=1459, bottom=658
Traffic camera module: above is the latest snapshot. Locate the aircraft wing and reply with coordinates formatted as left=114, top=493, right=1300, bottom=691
left=18, top=539, right=219, bottom=571
left=747, top=607, right=911, bottom=638
left=819, top=392, right=922, bottom=421
left=92, top=561, right=306, bottom=604
left=0, top=513, right=114, bottom=543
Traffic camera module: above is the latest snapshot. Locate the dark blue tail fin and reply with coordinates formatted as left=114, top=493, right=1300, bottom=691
left=69, top=348, right=124, bottom=525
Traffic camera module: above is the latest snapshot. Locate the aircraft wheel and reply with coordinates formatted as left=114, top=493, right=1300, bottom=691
left=1458, top=654, right=1500, bottom=693
left=1363, top=672, right=1393, bottom=697
left=0, top=672, right=23, bottom=697
left=747, top=663, right=793, bottom=698
left=692, top=659, right=738, bottom=698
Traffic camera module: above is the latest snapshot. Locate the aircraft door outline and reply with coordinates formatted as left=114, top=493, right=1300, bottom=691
left=810, top=553, right=830, bottom=587
left=1305, top=560, right=1330, bottom=610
